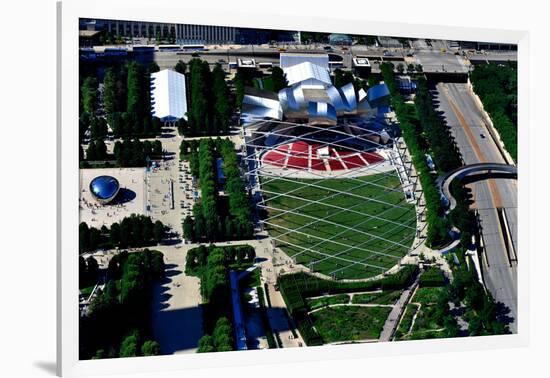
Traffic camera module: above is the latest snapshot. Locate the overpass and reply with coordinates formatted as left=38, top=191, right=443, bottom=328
left=437, top=163, right=517, bottom=211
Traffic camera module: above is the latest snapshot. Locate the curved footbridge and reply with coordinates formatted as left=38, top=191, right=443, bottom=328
left=437, top=163, right=517, bottom=211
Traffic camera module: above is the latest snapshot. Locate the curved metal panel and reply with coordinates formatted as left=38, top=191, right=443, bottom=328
left=89, top=175, right=120, bottom=203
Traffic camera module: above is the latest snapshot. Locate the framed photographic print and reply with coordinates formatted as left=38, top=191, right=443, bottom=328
left=58, top=0, right=529, bottom=376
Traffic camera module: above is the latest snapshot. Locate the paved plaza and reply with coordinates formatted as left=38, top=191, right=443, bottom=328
left=79, top=167, right=146, bottom=228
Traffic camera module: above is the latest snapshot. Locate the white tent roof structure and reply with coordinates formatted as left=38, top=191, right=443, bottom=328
left=280, top=53, right=329, bottom=70
left=150, top=69, right=188, bottom=121
left=282, top=62, right=331, bottom=87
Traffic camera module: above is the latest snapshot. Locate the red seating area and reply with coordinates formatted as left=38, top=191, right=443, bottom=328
left=262, top=141, right=384, bottom=172
left=341, top=155, right=365, bottom=169
left=262, top=151, right=286, bottom=167
left=328, top=159, right=346, bottom=171
left=362, top=152, right=384, bottom=164
left=286, top=156, right=309, bottom=169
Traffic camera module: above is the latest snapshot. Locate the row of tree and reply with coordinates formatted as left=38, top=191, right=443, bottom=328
left=379, top=63, right=451, bottom=247
left=79, top=215, right=166, bottom=253
left=83, top=138, right=163, bottom=166
left=182, top=138, right=253, bottom=242
left=414, top=76, right=463, bottom=173
left=113, top=138, right=163, bottom=167
left=176, top=59, right=231, bottom=136
left=81, top=77, right=98, bottom=115
left=444, top=267, right=509, bottom=336
left=470, top=63, right=517, bottom=161
left=107, top=111, right=163, bottom=139
left=197, top=317, right=234, bottom=353
left=195, top=247, right=235, bottom=351
left=84, top=139, right=108, bottom=161
left=413, top=76, right=481, bottom=249
left=179, top=138, right=201, bottom=177
left=80, top=112, right=109, bottom=142
left=80, top=249, right=165, bottom=359
left=233, top=67, right=262, bottom=106
left=81, top=62, right=163, bottom=140
left=185, top=244, right=256, bottom=275
left=218, top=139, right=254, bottom=238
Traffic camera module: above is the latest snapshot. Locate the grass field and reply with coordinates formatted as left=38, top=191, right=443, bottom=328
left=306, top=294, right=350, bottom=310
left=261, top=171, right=416, bottom=279
left=396, top=287, right=448, bottom=340
left=311, top=306, right=392, bottom=342
left=351, top=290, right=402, bottom=305
left=394, top=303, right=419, bottom=339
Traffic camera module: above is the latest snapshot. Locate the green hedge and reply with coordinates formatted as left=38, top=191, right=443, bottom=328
left=419, top=267, right=446, bottom=287
left=278, top=265, right=419, bottom=315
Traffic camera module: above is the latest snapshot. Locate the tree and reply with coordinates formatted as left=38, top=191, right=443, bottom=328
left=211, top=64, right=231, bottom=134
left=197, top=335, right=215, bottom=353
left=333, top=68, right=355, bottom=88
left=396, top=63, right=405, bottom=74
left=81, top=77, right=98, bottom=114
left=126, top=62, right=146, bottom=119
left=269, top=66, right=288, bottom=92
left=94, top=139, right=107, bottom=160
left=110, top=222, right=121, bottom=246
left=153, top=220, right=165, bottom=244
left=86, top=141, right=97, bottom=161
left=211, top=317, right=234, bottom=351
left=79, top=256, right=87, bottom=288
left=183, top=216, right=195, bottom=241
left=85, top=256, right=99, bottom=285
left=468, top=316, right=483, bottom=336
left=88, top=227, right=102, bottom=250
left=103, top=68, right=117, bottom=116
left=119, top=332, right=139, bottom=357
left=141, top=340, right=160, bottom=356
left=187, top=59, right=212, bottom=135
left=79, top=112, right=91, bottom=142
left=148, top=62, right=160, bottom=73
left=246, top=247, right=256, bottom=261
left=177, top=117, right=189, bottom=136
left=174, top=60, right=187, bottom=74
left=79, top=222, right=90, bottom=252
left=368, top=75, right=379, bottom=88
left=236, top=248, right=246, bottom=264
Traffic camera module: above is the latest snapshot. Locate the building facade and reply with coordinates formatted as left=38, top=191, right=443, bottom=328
left=79, top=18, right=297, bottom=45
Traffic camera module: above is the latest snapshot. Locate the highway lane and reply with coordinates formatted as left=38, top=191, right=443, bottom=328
left=434, top=83, right=518, bottom=332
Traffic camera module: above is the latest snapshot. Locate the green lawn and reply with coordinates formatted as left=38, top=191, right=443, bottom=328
left=396, top=287, right=447, bottom=340
left=262, top=172, right=416, bottom=279
left=311, top=306, right=392, bottom=342
left=306, top=294, right=350, bottom=310
left=394, top=303, right=419, bottom=340
left=351, top=290, right=402, bottom=305
left=412, top=287, right=446, bottom=305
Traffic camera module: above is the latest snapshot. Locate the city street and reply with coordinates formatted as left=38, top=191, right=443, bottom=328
left=434, top=82, right=518, bottom=332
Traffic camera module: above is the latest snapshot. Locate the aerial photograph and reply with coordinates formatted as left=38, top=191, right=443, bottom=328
left=77, top=18, right=518, bottom=359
